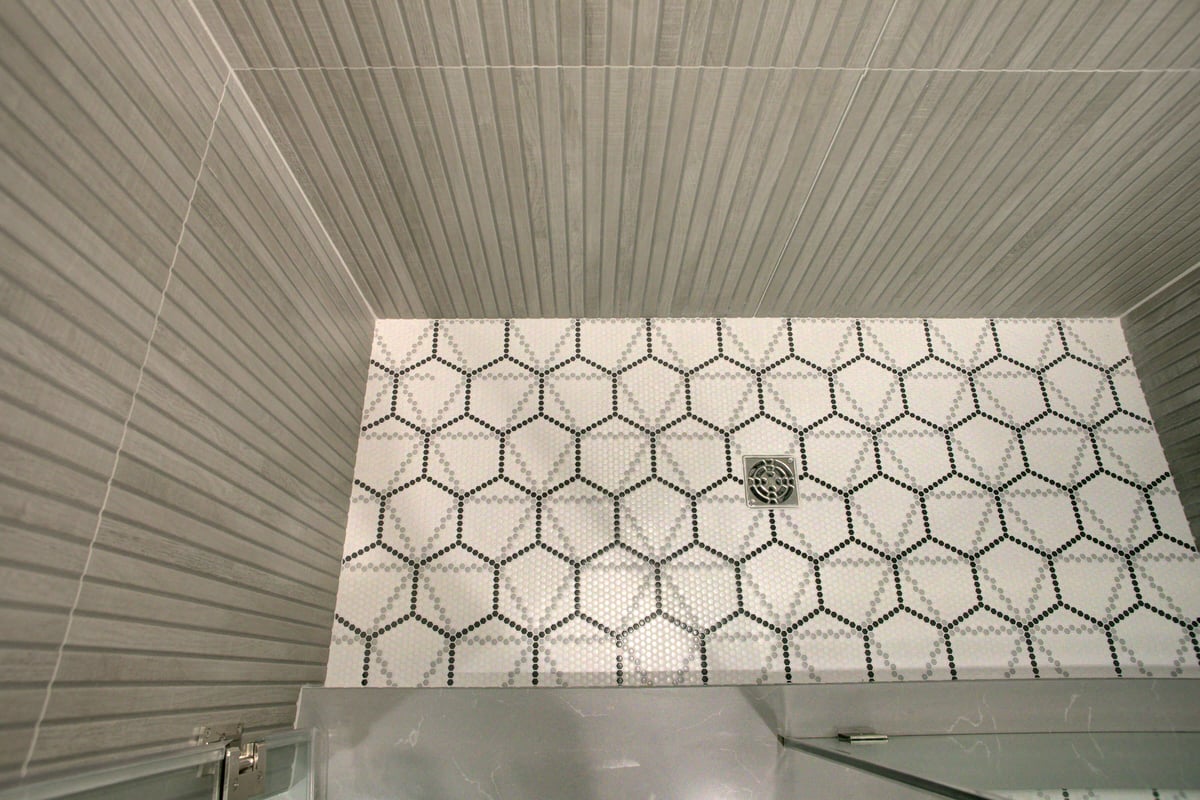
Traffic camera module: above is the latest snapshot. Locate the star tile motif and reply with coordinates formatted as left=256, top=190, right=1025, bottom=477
left=331, top=319, right=1199, bottom=688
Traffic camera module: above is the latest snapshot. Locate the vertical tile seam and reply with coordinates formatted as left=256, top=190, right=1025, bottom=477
left=750, top=0, right=901, bottom=318
left=20, top=72, right=233, bottom=780
left=185, top=0, right=379, bottom=320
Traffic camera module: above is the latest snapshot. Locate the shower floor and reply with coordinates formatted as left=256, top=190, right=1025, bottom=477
left=327, top=318, right=1199, bottom=687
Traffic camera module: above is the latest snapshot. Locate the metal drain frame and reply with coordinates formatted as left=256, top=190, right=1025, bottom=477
left=742, top=455, right=799, bottom=508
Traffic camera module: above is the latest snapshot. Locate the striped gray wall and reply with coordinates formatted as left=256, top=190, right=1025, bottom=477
left=1124, top=263, right=1200, bottom=546
left=0, top=0, right=373, bottom=782
left=194, top=0, right=1200, bottom=318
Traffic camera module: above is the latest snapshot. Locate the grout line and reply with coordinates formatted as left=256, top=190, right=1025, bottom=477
left=20, top=73, right=232, bottom=779
left=1121, top=258, right=1200, bottom=318
left=232, top=64, right=1200, bottom=75
left=186, top=0, right=379, bottom=321
left=750, top=0, right=901, bottom=317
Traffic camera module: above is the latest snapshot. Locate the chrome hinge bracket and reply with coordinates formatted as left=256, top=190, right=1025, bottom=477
left=836, top=727, right=888, bottom=743
left=197, top=723, right=268, bottom=800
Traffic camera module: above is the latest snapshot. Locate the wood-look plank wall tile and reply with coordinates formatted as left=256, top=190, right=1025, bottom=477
left=197, top=0, right=893, bottom=67
left=759, top=71, right=1200, bottom=317
left=19, top=75, right=373, bottom=778
left=239, top=65, right=864, bottom=317
left=876, top=0, right=1200, bottom=69
left=0, top=0, right=227, bottom=780
left=1125, top=265, right=1200, bottom=545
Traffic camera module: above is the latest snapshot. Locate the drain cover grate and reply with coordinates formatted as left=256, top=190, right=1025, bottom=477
left=742, top=455, right=798, bottom=507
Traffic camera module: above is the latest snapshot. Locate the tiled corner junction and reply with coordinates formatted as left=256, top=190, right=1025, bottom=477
left=329, top=317, right=1199, bottom=688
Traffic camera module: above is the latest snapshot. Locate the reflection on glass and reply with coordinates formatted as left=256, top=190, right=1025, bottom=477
left=0, top=729, right=313, bottom=800
left=786, top=733, right=1200, bottom=800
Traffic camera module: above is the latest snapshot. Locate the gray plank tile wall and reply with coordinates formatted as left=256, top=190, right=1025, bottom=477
left=192, top=0, right=1200, bottom=318
left=1124, top=264, right=1200, bottom=546
left=194, top=0, right=896, bottom=68
left=0, top=0, right=373, bottom=783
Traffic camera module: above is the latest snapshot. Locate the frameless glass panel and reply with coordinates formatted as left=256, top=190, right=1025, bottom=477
left=258, top=729, right=313, bottom=800
left=0, top=730, right=315, bottom=800
left=0, top=747, right=222, bottom=800
left=786, top=733, right=1200, bottom=800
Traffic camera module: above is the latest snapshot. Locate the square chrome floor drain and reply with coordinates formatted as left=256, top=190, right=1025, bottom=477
left=742, top=455, right=798, bottom=507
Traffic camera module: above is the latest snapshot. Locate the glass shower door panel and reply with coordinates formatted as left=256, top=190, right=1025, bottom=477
left=787, top=732, right=1200, bottom=799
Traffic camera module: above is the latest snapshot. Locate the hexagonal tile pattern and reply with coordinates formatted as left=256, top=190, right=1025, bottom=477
left=540, top=619, right=620, bottom=687
left=860, top=319, right=928, bottom=369
left=951, top=416, right=1023, bottom=487
left=579, top=318, right=647, bottom=370
left=948, top=609, right=1034, bottom=680
left=704, top=617, right=785, bottom=685
left=1093, top=417, right=1171, bottom=484
left=973, top=361, right=1045, bottom=426
left=689, top=362, right=760, bottom=430
left=353, top=418, right=424, bottom=493
left=459, top=482, right=536, bottom=560
left=334, top=550, right=414, bottom=633
left=373, top=319, right=435, bottom=368
left=394, top=359, right=466, bottom=430
left=850, top=479, right=926, bottom=554
left=384, top=481, right=457, bottom=560
left=620, top=481, right=694, bottom=560
left=426, top=418, right=501, bottom=493
left=660, top=548, right=737, bottom=629
left=991, top=319, right=1064, bottom=369
left=437, top=319, right=505, bottom=370
left=333, top=318, right=1199, bottom=688
left=651, top=319, right=719, bottom=370
left=820, top=543, right=899, bottom=625
left=877, top=417, right=952, bottom=490
left=505, top=417, right=574, bottom=492
left=927, top=319, right=996, bottom=369
left=450, top=618, right=533, bottom=687
left=762, top=363, right=832, bottom=429
left=578, top=549, right=656, bottom=632
left=1044, top=356, right=1117, bottom=424
left=498, top=547, right=574, bottom=633
left=1076, top=474, right=1156, bottom=548
left=542, top=483, right=615, bottom=560
left=468, top=363, right=539, bottom=429
left=544, top=363, right=613, bottom=429
left=777, top=480, right=851, bottom=557
left=579, top=417, right=651, bottom=494
left=1000, top=475, right=1083, bottom=552
left=898, top=542, right=977, bottom=625
left=617, top=359, right=687, bottom=429
left=803, top=416, right=876, bottom=490
left=414, top=549, right=494, bottom=634
left=903, top=360, right=976, bottom=428
left=508, top=319, right=575, bottom=369
left=722, top=318, right=789, bottom=369
left=977, top=540, right=1054, bottom=621
left=657, top=418, right=728, bottom=492
left=1055, top=539, right=1135, bottom=621
left=731, top=416, right=802, bottom=463
left=869, top=612, right=952, bottom=681
left=624, top=617, right=703, bottom=686
left=694, top=482, right=772, bottom=560
left=791, top=319, right=858, bottom=369
left=924, top=477, right=1003, bottom=554
left=834, top=358, right=904, bottom=427
left=1022, top=417, right=1097, bottom=486
left=740, top=543, right=819, bottom=627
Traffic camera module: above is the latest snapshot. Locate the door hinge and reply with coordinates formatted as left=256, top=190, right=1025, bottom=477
left=836, top=727, right=888, bottom=743
left=199, top=724, right=268, bottom=800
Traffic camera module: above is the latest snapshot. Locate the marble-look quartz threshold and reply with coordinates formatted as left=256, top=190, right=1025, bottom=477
left=297, top=679, right=1199, bottom=799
